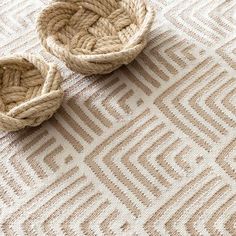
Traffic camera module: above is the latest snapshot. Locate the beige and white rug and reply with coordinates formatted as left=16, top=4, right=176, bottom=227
left=0, top=0, right=236, bottom=235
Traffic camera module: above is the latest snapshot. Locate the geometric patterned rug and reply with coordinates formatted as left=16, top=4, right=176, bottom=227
left=0, top=0, right=235, bottom=235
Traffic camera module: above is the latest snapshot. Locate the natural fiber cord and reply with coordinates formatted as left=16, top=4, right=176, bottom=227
left=0, top=54, right=63, bottom=131
left=37, top=0, right=154, bottom=75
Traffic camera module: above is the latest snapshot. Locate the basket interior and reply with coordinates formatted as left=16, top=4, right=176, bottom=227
left=0, top=60, right=44, bottom=113
left=47, top=0, right=147, bottom=55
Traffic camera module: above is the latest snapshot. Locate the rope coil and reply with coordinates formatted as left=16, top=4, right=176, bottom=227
left=37, top=0, right=154, bottom=75
left=0, top=55, right=63, bottom=131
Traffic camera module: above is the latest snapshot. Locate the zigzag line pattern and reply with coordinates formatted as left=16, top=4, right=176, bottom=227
left=0, top=0, right=236, bottom=235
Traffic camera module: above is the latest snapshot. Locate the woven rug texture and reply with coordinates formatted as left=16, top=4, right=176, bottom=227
left=0, top=0, right=236, bottom=235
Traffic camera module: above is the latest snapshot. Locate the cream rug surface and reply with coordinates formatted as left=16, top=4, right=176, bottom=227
left=0, top=0, right=236, bottom=235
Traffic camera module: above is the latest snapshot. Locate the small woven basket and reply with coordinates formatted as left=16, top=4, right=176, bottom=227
left=0, top=55, right=63, bottom=132
left=37, top=0, right=154, bottom=75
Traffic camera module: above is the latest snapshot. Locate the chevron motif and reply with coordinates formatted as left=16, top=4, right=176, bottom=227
left=155, top=58, right=236, bottom=151
left=0, top=0, right=236, bottom=235
left=144, top=168, right=236, bottom=235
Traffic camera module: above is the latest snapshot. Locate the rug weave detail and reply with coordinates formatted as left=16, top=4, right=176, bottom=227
left=0, top=0, right=236, bottom=235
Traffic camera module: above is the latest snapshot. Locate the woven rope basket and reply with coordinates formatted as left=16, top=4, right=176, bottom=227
left=0, top=55, right=63, bottom=132
left=37, top=0, right=154, bottom=75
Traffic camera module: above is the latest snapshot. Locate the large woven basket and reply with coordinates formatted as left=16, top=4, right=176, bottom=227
left=0, top=55, right=63, bottom=132
left=37, top=0, right=154, bottom=75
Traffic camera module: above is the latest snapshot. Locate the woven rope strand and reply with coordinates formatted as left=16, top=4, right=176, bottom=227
left=37, top=0, right=154, bottom=75
left=0, top=55, right=63, bottom=132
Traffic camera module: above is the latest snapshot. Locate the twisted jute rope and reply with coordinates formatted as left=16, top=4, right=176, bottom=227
left=0, top=54, right=63, bottom=131
left=37, top=0, right=155, bottom=75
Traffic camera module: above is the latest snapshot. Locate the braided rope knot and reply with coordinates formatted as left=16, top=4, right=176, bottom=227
left=0, top=55, right=63, bottom=131
left=37, top=0, right=154, bottom=75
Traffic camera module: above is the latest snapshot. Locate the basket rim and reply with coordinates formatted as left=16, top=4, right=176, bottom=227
left=37, top=0, right=155, bottom=63
left=0, top=54, right=51, bottom=78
